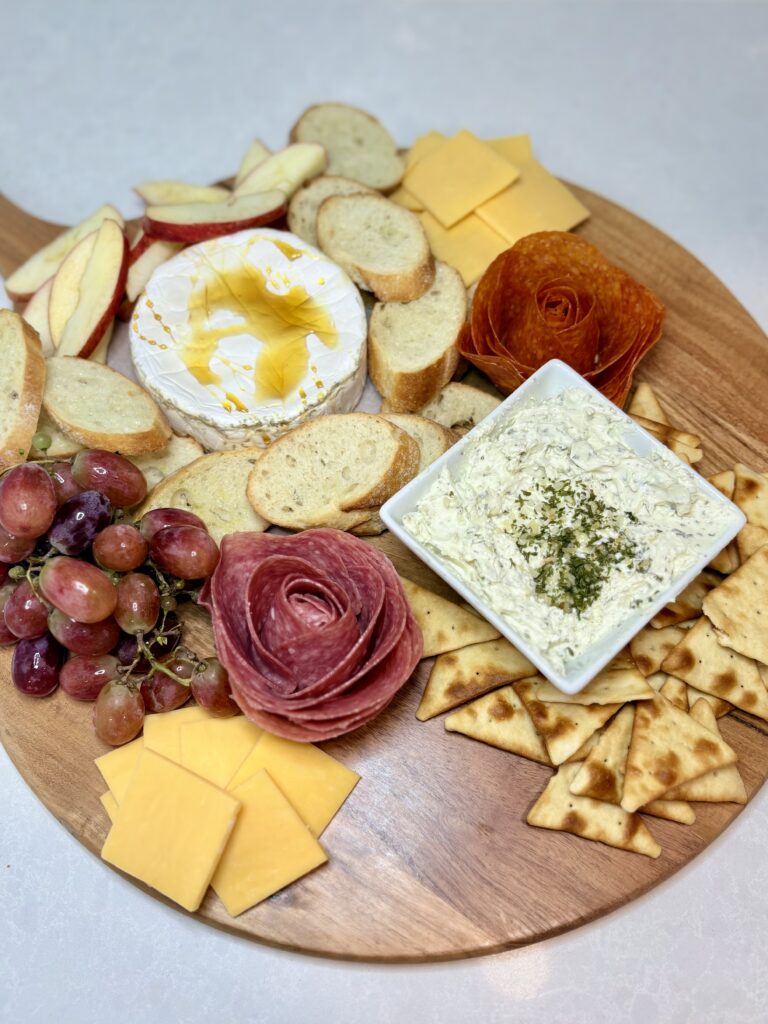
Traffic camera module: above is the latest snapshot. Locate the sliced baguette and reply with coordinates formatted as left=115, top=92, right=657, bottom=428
left=380, top=414, right=457, bottom=473
left=246, top=413, right=419, bottom=532
left=288, top=175, right=376, bottom=247
left=128, top=434, right=204, bottom=492
left=29, top=407, right=83, bottom=460
left=42, top=357, right=171, bottom=456
left=0, top=310, right=46, bottom=470
left=388, top=382, right=501, bottom=435
left=290, top=102, right=405, bottom=192
left=369, top=261, right=466, bottom=411
left=317, top=194, right=434, bottom=302
left=139, top=448, right=269, bottom=543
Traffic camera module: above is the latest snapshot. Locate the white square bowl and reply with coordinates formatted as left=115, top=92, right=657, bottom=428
left=380, top=360, right=746, bottom=695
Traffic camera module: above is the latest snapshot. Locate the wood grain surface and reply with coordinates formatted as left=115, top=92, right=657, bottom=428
left=0, top=185, right=767, bottom=963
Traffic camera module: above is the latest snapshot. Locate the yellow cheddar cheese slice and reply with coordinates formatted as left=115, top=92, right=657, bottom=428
left=142, top=704, right=212, bottom=763
left=488, top=134, right=533, bottom=165
left=389, top=185, right=423, bottom=212
left=404, top=130, right=446, bottom=170
left=227, top=732, right=359, bottom=836
left=419, top=210, right=508, bottom=286
left=180, top=716, right=263, bottom=789
left=94, top=736, right=144, bottom=803
left=405, top=130, right=520, bottom=228
left=101, top=750, right=240, bottom=913
left=100, top=790, right=119, bottom=824
left=212, top=769, right=327, bottom=917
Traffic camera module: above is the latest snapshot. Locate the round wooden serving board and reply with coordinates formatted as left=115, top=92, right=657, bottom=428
left=1, top=187, right=767, bottom=963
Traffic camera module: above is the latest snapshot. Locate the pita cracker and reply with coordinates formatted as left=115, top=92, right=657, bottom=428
left=399, top=577, right=500, bottom=657
left=527, top=762, right=661, bottom=858
left=662, top=616, right=768, bottom=720
left=515, top=677, right=620, bottom=765
left=416, top=638, right=534, bottom=721
left=702, top=548, right=768, bottom=667
left=659, top=677, right=688, bottom=710
left=708, top=470, right=735, bottom=499
left=686, top=684, right=731, bottom=718
left=664, top=699, right=746, bottom=804
left=564, top=731, right=601, bottom=763
left=621, top=693, right=738, bottom=812
left=642, top=799, right=696, bottom=824
left=628, top=382, right=669, bottom=425
left=630, top=624, right=685, bottom=676
left=445, top=684, right=551, bottom=765
left=737, top=523, right=768, bottom=562
left=647, top=672, right=670, bottom=692
left=709, top=541, right=740, bottom=575
left=734, top=463, right=768, bottom=528
left=569, top=705, right=634, bottom=803
left=651, top=572, right=720, bottom=629
left=630, top=415, right=701, bottom=449
left=532, top=660, right=653, bottom=706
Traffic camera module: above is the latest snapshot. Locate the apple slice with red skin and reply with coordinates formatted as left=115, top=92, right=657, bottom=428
left=234, top=138, right=271, bottom=187
left=49, top=220, right=128, bottom=358
left=22, top=278, right=55, bottom=356
left=126, top=237, right=182, bottom=302
left=5, top=204, right=124, bottom=301
left=144, top=190, right=287, bottom=243
left=134, top=181, right=230, bottom=206
left=233, top=143, right=326, bottom=198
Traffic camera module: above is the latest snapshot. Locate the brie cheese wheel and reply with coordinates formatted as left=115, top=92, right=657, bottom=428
left=129, top=228, right=367, bottom=449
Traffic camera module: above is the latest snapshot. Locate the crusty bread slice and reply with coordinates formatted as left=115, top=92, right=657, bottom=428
left=139, top=448, right=268, bottom=543
left=246, top=413, right=419, bottom=531
left=368, top=262, right=466, bottom=412
left=128, top=434, right=204, bottom=492
left=317, top=194, right=434, bottom=302
left=42, top=357, right=171, bottom=456
left=290, top=103, right=405, bottom=192
left=288, top=175, right=376, bottom=247
left=0, top=310, right=46, bottom=470
left=386, top=382, right=501, bottom=435
left=29, top=408, right=83, bottom=461
left=380, top=414, right=457, bottom=473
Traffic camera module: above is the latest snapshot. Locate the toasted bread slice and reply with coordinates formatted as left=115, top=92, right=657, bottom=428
left=316, top=194, right=434, bottom=302
left=0, top=310, right=46, bottom=469
left=290, top=103, right=405, bottom=192
left=29, top=408, right=83, bottom=461
left=288, top=175, right=376, bottom=247
left=246, top=413, right=419, bottom=531
left=380, top=414, right=457, bottom=473
left=400, top=382, right=502, bottom=435
left=139, top=448, right=269, bottom=543
left=42, top=357, right=171, bottom=456
left=369, top=262, right=466, bottom=411
left=128, top=434, right=204, bottom=492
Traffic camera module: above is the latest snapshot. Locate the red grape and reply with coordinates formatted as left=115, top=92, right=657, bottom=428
left=191, top=657, right=238, bottom=717
left=60, top=654, right=119, bottom=701
left=150, top=526, right=219, bottom=579
left=48, top=491, right=112, bottom=556
left=0, top=526, right=35, bottom=564
left=113, top=615, right=179, bottom=669
left=114, top=573, right=159, bottom=634
left=3, top=579, right=49, bottom=639
left=48, top=608, right=120, bottom=655
left=0, top=463, right=57, bottom=538
left=141, top=652, right=194, bottom=712
left=0, top=582, right=18, bottom=645
left=93, top=524, right=148, bottom=571
left=11, top=633, right=63, bottom=697
left=39, top=557, right=118, bottom=623
left=71, top=450, right=147, bottom=508
left=0, top=564, right=8, bottom=586
left=50, top=463, right=83, bottom=505
left=93, top=681, right=144, bottom=745
left=139, top=507, right=206, bottom=544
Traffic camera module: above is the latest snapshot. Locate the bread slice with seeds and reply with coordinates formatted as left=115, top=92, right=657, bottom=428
left=316, top=194, right=434, bottom=302
left=288, top=175, right=376, bottom=247
left=0, top=310, right=46, bottom=470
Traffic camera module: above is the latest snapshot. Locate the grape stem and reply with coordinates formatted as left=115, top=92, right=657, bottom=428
left=133, top=630, right=203, bottom=686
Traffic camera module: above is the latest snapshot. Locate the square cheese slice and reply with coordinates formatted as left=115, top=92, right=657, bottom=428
left=95, top=736, right=144, bottom=802
left=475, top=158, right=590, bottom=244
left=101, top=750, right=240, bottom=913
left=143, top=704, right=212, bottom=763
left=389, top=185, right=423, bottom=212
left=212, top=769, right=327, bottom=917
left=227, top=732, right=360, bottom=836
left=180, top=716, right=263, bottom=789
left=419, top=210, right=508, bottom=286
left=405, top=130, right=520, bottom=228
left=488, top=134, right=533, bottom=165
left=100, top=791, right=119, bottom=824
left=404, top=130, right=446, bottom=170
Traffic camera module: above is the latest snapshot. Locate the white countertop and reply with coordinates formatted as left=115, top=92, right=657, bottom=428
left=1, top=2, right=767, bottom=1021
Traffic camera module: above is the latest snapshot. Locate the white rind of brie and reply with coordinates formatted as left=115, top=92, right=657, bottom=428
left=129, top=228, right=367, bottom=450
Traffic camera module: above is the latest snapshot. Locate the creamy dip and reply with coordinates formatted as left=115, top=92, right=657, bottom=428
left=403, top=387, right=734, bottom=674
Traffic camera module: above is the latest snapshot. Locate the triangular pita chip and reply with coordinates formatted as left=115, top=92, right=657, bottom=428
left=659, top=676, right=688, bottom=710
left=646, top=672, right=669, bottom=692
left=662, top=616, right=768, bottom=720
left=400, top=577, right=500, bottom=657
left=708, top=470, right=735, bottom=499
left=651, top=572, right=720, bottom=629
left=515, top=677, right=620, bottom=765
left=686, top=684, right=731, bottom=718
left=569, top=705, right=634, bottom=803
left=734, top=463, right=768, bottom=528
left=737, top=523, right=768, bottom=563
left=527, top=762, right=661, bottom=858
left=702, top=548, right=768, bottom=667
left=416, top=638, right=533, bottom=720
left=564, top=732, right=601, bottom=763
left=445, top=684, right=551, bottom=765
left=630, top=624, right=685, bottom=676
left=628, top=382, right=668, bottom=425
left=641, top=799, right=696, bottom=824
left=621, top=693, right=738, bottom=812
left=664, top=699, right=746, bottom=804
left=709, top=541, right=740, bottom=575
left=630, top=415, right=701, bottom=449
left=532, top=660, right=653, bottom=706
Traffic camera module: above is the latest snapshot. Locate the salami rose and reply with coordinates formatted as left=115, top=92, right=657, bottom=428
left=199, top=529, right=423, bottom=741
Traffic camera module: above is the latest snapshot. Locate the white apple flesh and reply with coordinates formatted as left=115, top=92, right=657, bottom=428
left=233, top=138, right=271, bottom=187
left=22, top=278, right=55, bottom=356
left=134, top=181, right=230, bottom=206
left=49, top=231, right=100, bottom=345
left=126, top=237, right=182, bottom=302
left=143, top=190, right=287, bottom=243
left=233, top=143, right=326, bottom=198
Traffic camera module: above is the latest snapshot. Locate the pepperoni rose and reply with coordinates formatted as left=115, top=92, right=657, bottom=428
left=459, top=231, right=665, bottom=405
left=199, top=529, right=423, bottom=741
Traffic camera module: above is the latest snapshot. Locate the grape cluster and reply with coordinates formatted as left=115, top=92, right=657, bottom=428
left=0, top=450, right=238, bottom=746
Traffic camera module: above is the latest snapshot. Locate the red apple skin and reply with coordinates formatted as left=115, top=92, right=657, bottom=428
left=128, top=230, right=154, bottom=265
left=143, top=201, right=287, bottom=244
left=75, top=232, right=129, bottom=359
